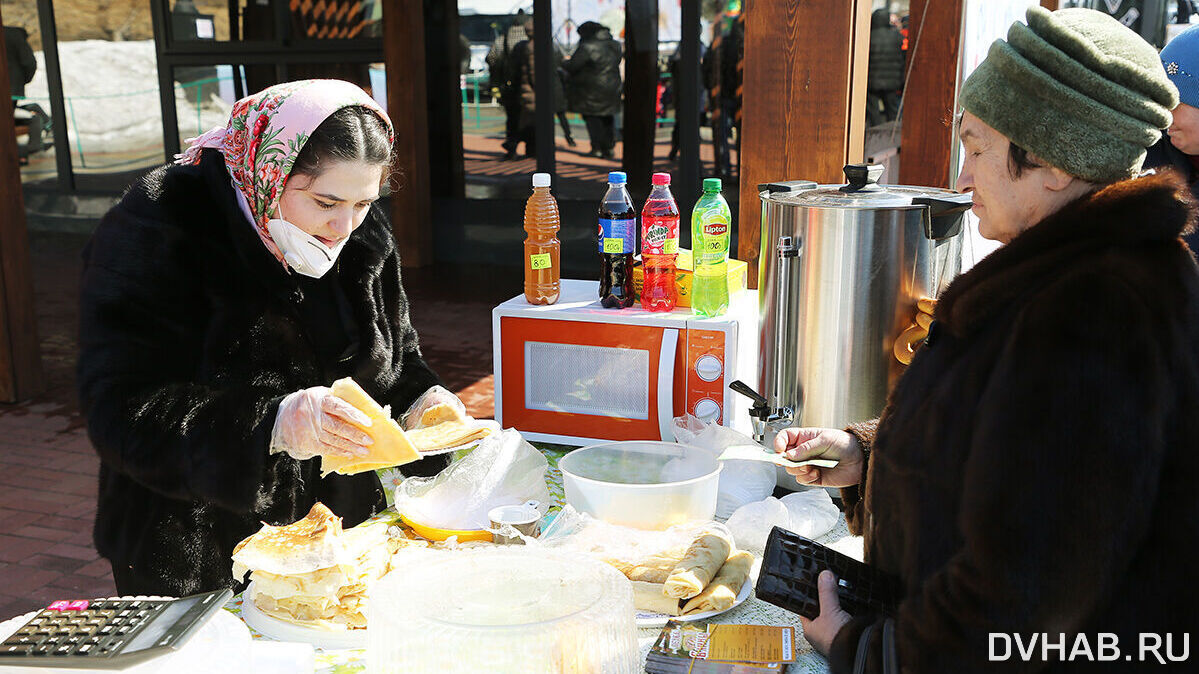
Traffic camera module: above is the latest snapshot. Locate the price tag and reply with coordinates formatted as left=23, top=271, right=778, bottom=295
left=529, top=253, right=552, bottom=270
left=603, top=238, right=625, bottom=254
left=663, top=239, right=679, bottom=254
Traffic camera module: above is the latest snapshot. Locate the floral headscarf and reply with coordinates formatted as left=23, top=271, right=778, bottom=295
left=177, top=79, right=393, bottom=265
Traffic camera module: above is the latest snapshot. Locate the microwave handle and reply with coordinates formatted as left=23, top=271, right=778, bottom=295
left=658, top=328, right=679, bottom=441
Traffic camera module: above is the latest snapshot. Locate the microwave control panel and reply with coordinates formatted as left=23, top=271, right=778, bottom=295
left=685, top=329, right=726, bottom=425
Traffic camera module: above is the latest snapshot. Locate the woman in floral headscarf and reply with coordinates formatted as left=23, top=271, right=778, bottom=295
left=78, top=80, right=458, bottom=595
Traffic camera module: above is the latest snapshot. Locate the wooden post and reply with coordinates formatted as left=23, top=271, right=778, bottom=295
left=739, top=0, right=870, bottom=286
left=424, top=0, right=465, bottom=199
left=624, top=0, right=659, bottom=203
left=898, top=0, right=965, bottom=189
left=1040, top=0, right=1059, bottom=10
left=0, top=8, right=45, bottom=402
left=383, top=0, right=434, bottom=268
left=676, top=0, right=702, bottom=240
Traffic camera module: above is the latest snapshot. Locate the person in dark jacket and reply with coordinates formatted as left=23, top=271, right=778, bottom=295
left=486, top=11, right=529, bottom=159
left=565, top=21, right=622, bottom=159
left=5, top=25, right=36, bottom=107
left=78, top=80, right=455, bottom=596
left=867, top=9, right=904, bottom=126
left=1143, top=23, right=1199, bottom=251
left=778, top=8, right=1199, bottom=672
left=508, top=18, right=573, bottom=157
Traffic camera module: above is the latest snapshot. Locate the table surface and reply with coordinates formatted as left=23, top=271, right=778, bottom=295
left=222, top=444, right=860, bottom=674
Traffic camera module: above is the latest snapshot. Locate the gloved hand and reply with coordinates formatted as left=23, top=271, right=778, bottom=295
left=270, top=386, right=374, bottom=461
left=401, top=385, right=466, bottom=430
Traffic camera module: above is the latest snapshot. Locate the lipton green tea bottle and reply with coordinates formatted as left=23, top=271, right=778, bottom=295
left=691, top=178, right=731, bottom=317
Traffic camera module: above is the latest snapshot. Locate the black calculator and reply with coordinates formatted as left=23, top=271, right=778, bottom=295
left=0, top=588, right=232, bottom=669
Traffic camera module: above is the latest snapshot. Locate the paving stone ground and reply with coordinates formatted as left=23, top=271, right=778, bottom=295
left=0, top=230, right=515, bottom=619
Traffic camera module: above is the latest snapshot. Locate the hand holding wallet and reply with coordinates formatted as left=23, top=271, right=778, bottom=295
left=755, top=526, right=902, bottom=620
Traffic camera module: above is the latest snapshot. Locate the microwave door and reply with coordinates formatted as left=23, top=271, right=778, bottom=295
left=656, top=328, right=678, bottom=441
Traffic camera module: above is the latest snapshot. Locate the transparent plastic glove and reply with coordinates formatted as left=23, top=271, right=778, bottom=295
left=270, top=386, right=374, bottom=461
left=401, top=385, right=466, bottom=430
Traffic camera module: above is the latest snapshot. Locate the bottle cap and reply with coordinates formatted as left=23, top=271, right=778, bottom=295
left=608, top=171, right=627, bottom=184
left=703, top=177, right=722, bottom=192
left=532, top=173, right=551, bottom=188
left=652, top=172, right=671, bottom=186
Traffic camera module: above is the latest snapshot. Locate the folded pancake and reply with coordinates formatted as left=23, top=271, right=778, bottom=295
left=406, top=418, right=491, bottom=452
left=417, top=403, right=466, bottom=428
left=233, top=505, right=397, bottom=630
left=321, top=377, right=421, bottom=476
left=680, top=550, right=754, bottom=615
left=232, top=503, right=348, bottom=579
left=630, top=581, right=682, bottom=616
left=663, top=532, right=733, bottom=599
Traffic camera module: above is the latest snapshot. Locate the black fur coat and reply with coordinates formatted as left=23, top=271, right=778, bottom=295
left=832, top=173, right=1199, bottom=672
left=78, top=149, right=448, bottom=596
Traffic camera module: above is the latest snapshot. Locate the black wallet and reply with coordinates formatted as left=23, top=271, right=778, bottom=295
left=755, top=526, right=902, bottom=620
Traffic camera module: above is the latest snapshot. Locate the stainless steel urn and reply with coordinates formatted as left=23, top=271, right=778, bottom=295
left=748, top=164, right=970, bottom=477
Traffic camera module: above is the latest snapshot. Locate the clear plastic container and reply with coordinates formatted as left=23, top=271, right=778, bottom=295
left=558, top=441, right=722, bottom=530
left=368, top=549, right=638, bottom=673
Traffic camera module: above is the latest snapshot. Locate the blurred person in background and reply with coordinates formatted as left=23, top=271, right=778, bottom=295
left=867, top=8, right=904, bottom=127
left=1144, top=22, right=1199, bottom=251
left=565, top=21, right=622, bottom=159
left=487, top=10, right=529, bottom=160
left=5, top=25, right=36, bottom=108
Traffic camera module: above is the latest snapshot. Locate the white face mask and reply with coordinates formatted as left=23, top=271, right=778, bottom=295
left=264, top=204, right=348, bottom=278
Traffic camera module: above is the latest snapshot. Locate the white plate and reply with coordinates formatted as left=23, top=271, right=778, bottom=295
left=0, top=597, right=251, bottom=673
left=634, top=577, right=753, bottom=628
left=414, top=420, right=502, bottom=457
left=240, top=583, right=365, bottom=650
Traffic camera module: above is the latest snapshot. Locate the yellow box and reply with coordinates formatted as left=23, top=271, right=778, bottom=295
left=633, top=249, right=747, bottom=308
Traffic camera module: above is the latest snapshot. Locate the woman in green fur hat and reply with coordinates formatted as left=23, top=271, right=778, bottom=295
left=777, top=7, right=1199, bottom=672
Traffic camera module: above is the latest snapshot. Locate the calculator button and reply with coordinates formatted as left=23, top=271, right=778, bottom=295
left=99, top=626, right=114, bottom=634
left=78, top=643, right=93, bottom=654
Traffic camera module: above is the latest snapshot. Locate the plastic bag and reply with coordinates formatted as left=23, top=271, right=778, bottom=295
left=393, top=428, right=550, bottom=530
left=400, top=385, right=467, bottom=430
left=725, top=490, right=839, bottom=556
left=534, top=504, right=735, bottom=569
left=672, top=414, right=777, bottom=519
left=780, top=489, right=839, bottom=538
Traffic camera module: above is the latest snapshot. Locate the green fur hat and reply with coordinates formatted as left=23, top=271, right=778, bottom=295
left=959, top=6, right=1178, bottom=184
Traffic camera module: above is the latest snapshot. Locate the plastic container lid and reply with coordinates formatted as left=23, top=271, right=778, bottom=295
left=652, top=172, right=671, bottom=186
left=532, top=172, right=551, bottom=187
left=369, top=548, right=639, bottom=673
left=608, top=171, right=627, bottom=184
left=703, top=177, right=722, bottom=191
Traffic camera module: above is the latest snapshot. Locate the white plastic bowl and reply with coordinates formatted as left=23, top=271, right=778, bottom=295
left=558, top=441, right=722, bottom=529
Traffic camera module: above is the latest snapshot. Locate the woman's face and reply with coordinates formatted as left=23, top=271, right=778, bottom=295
left=1166, top=103, right=1199, bottom=155
left=954, top=112, right=1082, bottom=244
left=277, top=160, right=385, bottom=246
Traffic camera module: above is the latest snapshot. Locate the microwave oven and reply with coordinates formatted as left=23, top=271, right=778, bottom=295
left=492, top=279, right=759, bottom=445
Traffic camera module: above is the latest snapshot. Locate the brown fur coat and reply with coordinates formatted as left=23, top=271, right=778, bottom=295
left=833, top=172, right=1199, bottom=672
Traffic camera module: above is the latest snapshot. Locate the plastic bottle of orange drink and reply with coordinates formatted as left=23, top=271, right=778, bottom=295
left=523, top=172, right=561, bottom=305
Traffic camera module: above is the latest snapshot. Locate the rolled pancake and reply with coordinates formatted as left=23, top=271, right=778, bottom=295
left=680, top=550, right=754, bottom=615
left=630, top=581, right=682, bottom=616
left=663, top=532, right=733, bottom=599
left=609, top=547, right=688, bottom=584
